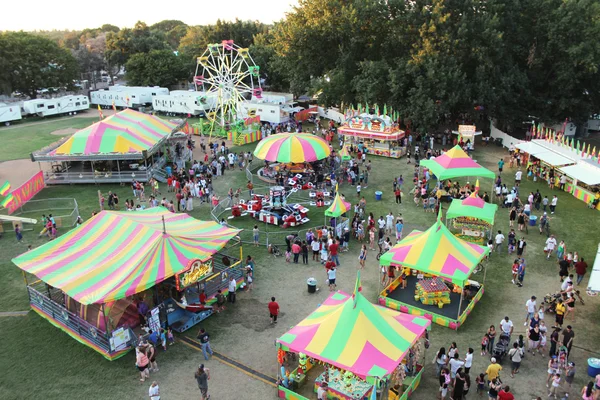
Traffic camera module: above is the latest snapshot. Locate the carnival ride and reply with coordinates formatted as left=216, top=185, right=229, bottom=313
left=194, top=41, right=262, bottom=136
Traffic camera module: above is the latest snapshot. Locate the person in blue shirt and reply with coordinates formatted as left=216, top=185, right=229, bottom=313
left=395, top=219, right=404, bottom=242
left=148, top=330, right=159, bottom=345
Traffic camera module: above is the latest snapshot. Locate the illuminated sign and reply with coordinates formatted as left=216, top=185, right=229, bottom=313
left=175, top=259, right=213, bottom=291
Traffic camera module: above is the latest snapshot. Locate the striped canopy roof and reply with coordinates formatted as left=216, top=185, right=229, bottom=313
left=338, top=145, right=352, bottom=161
left=420, top=145, right=495, bottom=180
left=446, top=180, right=498, bottom=224
left=51, top=109, right=177, bottom=156
left=325, top=193, right=351, bottom=217
left=379, top=213, right=489, bottom=286
left=12, top=208, right=240, bottom=305
left=253, top=133, right=331, bottom=163
left=277, top=273, right=430, bottom=380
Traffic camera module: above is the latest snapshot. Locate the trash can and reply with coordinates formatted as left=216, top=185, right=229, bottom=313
left=529, top=215, right=537, bottom=226
left=588, top=358, right=600, bottom=377
left=495, top=138, right=503, bottom=147
left=375, top=191, right=383, bottom=201
left=307, top=277, right=317, bottom=293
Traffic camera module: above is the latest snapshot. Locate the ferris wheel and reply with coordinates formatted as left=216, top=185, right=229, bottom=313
left=194, top=40, right=262, bottom=132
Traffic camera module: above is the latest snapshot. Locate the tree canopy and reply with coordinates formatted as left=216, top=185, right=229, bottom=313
left=125, top=50, right=188, bottom=87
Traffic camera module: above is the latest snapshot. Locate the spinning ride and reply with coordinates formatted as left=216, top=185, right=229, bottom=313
left=194, top=41, right=262, bottom=135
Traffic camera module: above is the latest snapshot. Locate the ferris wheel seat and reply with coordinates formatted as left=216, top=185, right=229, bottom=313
left=239, top=48, right=249, bottom=58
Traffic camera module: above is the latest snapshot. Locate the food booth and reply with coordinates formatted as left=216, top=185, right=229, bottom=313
left=11, top=208, right=241, bottom=360
left=338, top=115, right=406, bottom=158
left=446, top=180, right=498, bottom=243
left=379, top=213, right=490, bottom=330
left=558, top=158, right=600, bottom=210
left=277, top=273, right=431, bottom=400
left=452, top=125, right=482, bottom=147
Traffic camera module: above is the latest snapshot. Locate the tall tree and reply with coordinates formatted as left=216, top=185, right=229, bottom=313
left=125, top=49, right=188, bottom=87
left=105, top=21, right=169, bottom=69
left=0, top=32, right=78, bottom=98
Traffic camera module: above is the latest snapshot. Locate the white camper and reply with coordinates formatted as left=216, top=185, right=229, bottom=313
left=240, top=101, right=290, bottom=124
left=21, top=95, right=89, bottom=117
left=0, top=103, right=22, bottom=125
left=91, top=86, right=169, bottom=108
left=152, top=90, right=217, bottom=115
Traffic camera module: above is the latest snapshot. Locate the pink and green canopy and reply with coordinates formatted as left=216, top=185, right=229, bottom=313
left=12, top=208, right=240, bottom=305
left=51, top=109, right=177, bottom=156
left=338, top=145, right=352, bottom=161
left=276, top=272, right=430, bottom=380
left=253, top=133, right=331, bottom=163
left=325, top=193, right=351, bottom=217
left=379, top=213, right=490, bottom=286
left=420, top=145, right=495, bottom=180
left=446, top=180, right=498, bottom=224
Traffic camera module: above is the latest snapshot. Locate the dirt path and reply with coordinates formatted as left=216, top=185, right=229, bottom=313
left=0, top=159, right=46, bottom=188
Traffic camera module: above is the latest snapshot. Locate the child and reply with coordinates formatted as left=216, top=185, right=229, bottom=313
left=320, top=241, right=328, bottom=265
left=475, top=373, right=485, bottom=396
left=160, top=328, right=167, bottom=351
left=246, top=270, right=253, bottom=291
left=167, top=328, right=175, bottom=346
left=285, top=250, right=291, bottom=263
left=481, top=334, right=489, bottom=356
left=518, top=335, right=525, bottom=358
left=511, top=259, right=519, bottom=284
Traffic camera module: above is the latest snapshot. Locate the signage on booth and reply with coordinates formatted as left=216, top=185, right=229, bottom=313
left=349, top=116, right=365, bottom=130
left=458, top=125, right=476, bottom=135
left=6, top=171, right=45, bottom=214
left=176, top=259, right=213, bottom=291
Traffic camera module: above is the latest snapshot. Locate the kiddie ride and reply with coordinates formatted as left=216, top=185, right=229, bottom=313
left=232, top=186, right=312, bottom=228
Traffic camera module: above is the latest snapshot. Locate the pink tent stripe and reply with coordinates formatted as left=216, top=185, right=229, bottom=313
left=264, top=137, right=287, bottom=160
left=299, top=138, right=318, bottom=160
left=113, top=113, right=170, bottom=140
left=435, top=154, right=480, bottom=169
left=462, top=196, right=485, bottom=208
left=349, top=340, right=396, bottom=376
left=85, top=125, right=108, bottom=154
left=439, top=254, right=471, bottom=276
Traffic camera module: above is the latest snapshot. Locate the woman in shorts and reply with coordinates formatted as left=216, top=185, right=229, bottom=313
left=358, top=245, right=367, bottom=269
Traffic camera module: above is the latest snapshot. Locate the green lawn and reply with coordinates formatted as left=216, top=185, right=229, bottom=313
left=1, top=134, right=599, bottom=399
left=0, top=117, right=98, bottom=161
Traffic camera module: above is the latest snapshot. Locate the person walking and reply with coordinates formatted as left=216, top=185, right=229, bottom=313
left=329, top=239, right=340, bottom=266
left=548, top=372, right=561, bottom=399
left=327, top=266, right=337, bottom=291
left=268, top=297, right=280, bottom=324
left=358, top=244, right=367, bottom=269
left=562, top=325, right=575, bottom=355
left=301, top=241, right=309, bottom=264
left=149, top=381, right=160, bottom=400
left=508, top=343, right=522, bottom=377
left=194, top=364, right=211, bottom=400
left=486, top=325, right=497, bottom=355
left=550, top=195, right=558, bottom=214
left=292, top=241, right=301, bottom=264
left=495, top=230, right=505, bottom=253
left=574, top=257, right=588, bottom=285
left=452, top=369, right=466, bottom=400
left=525, top=296, right=537, bottom=326
left=136, top=346, right=150, bottom=382
left=434, top=347, right=448, bottom=376
left=15, top=224, right=23, bottom=243
left=197, top=328, right=213, bottom=360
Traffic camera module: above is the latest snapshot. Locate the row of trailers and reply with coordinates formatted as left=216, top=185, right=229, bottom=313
left=0, top=95, right=90, bottom=126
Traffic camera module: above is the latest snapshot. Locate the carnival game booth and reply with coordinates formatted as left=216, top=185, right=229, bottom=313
left=558, top=158, right=600, bottom=210
left=379, top=214, right=490, bottom=330
left=277, top=273, right=431, bottom=400
left=31, top=109, right=184, bottom=184
left=339, top=114, right=406, bottom=158
left=12, top=208, right=240, bottom=360
left=452, top=125, right=482, bottom=147
left=323, top=190, right=351, bottom=235
left=420, top=145, right=496, bottom=182
left=254, top=132, right=332, bottom=185
left=446, top=180, right=498, bottom=243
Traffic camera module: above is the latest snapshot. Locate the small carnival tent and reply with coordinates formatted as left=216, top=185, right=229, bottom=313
left=420, top=145, right=495, bottom=181
left=31, top=109, right=183, bottom=184
left=379, top=213, right=490, bottom=329
left=446, top=180, right=498, bottom=242
left=277, top=272, right=431, bottom=400
left=338, top=145, right=352, bottom=161
left=254, top=132, right=331, bottom=163
left=324, top=191, right=351, bottom=236
left=12, top=208, right=240, bottom=359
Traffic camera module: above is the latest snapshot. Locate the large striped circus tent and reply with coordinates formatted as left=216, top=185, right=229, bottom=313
left=50, top=109, right=178, bottom=157
left=276, top=272, right=430, bottom=380
left=12, top=208, right=240, bottom=305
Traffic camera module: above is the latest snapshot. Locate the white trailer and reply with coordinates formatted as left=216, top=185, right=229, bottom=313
left=21, top=95, right=89, bottom=117
left=254, top=91, right=294, bottom=104
left=152, top=90, right=217, bottom=116
left=240, top=101, right=290, bottom=124
left=91, top=86, right=169, bottom=108
left=0, top=103, right=22, bottom=125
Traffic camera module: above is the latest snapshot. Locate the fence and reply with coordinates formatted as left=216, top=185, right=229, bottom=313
left=490, top=121, right=521, bottom=149
left=1, top=198, right=79, bottom=233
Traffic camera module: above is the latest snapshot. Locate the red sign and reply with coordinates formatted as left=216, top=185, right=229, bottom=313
left=7, top=171, right=45, bottom=215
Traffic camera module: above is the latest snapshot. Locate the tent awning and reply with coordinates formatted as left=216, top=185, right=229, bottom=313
left=588, top=243, right=600, bottom=292
left=446, top=198, right=498, bottom=225
left=420, top=145, right=495, bottom=181
left=276, top=273, right=430, bottom=380
left=533, top=151, right=575, bottom=167
left=12, top=208, right=240, bottom=305
left=559, top=160, right=600, bottom=186
left=515, top=141, right=549, bottom=156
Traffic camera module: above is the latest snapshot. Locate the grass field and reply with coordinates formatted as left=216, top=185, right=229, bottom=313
left=0, top=117, right=98, bottom=161
left=1, top=127, right=599, bottom=400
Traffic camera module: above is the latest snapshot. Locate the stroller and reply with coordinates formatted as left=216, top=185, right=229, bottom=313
left=542, top=293, right=562, bottom=314
left=492, top=332, right=511, bottom=363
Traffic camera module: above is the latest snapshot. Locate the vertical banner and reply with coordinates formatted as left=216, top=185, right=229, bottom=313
left=6, top=171, right=45, bottom=215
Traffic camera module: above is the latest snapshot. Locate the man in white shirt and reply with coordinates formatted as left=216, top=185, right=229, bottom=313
left=317, top=382, right=328, bottom=400
left=545, top=235, right=557, bottom=259
left=561, top=275, right=573, bottom=291
left=524, top=296, right=537, bottom=326
left=500, top=316, right=514, bottom=337
left=495, top=230, right=505, bottom=253
left=386, top=212, right=395, bottom=234
left=515, top=169, right=523, bottom=186
left=550, top=195, right=558, bottom=214
left=448, top=354, right=465, bottom=379
left=228, top=276, right=237, bottom=303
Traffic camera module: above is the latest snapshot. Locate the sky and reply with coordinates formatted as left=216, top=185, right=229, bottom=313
left=1, top=0, right=298, bottom=31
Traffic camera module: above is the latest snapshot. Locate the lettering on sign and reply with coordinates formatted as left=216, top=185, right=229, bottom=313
left=176, top=259, right=213, bottom=291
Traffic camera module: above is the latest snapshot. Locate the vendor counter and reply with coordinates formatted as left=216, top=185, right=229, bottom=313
left=363, top=143, right=406, bottom=159
left=565, top=182, right=600, bottom=210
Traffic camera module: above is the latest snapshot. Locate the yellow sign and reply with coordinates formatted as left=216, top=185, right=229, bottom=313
left=458, top=125, right=476, bottom=135
left=176, top=259, right=213, bottom=290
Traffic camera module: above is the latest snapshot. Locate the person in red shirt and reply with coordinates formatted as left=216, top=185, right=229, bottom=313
left=167, top=176, right=173, bottom=192
left=329, top=240, right=340, bottom=266
left=175, top=190, right=183, bottom=212
left=325, top=259, right=336, bottom=272
left=268, top=297, right=279, bottom=324
left=497, top=385, right=515, bottom=400
left=574, top=258, right=588, bottom=285
left=292, top=242, right=302, bottom=264
left=199, top=290, right=207, bottom=304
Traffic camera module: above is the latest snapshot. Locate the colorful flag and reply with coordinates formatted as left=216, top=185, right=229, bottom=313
left=1, top=193, right=13, bottom=207
left=97, top=104, right=104, bottom=120
left=0, top=181, right=10, bottom=196
left=383, top=104, right=387, bottom=116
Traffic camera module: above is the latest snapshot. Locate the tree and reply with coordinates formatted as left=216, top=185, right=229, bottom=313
left=0, top=32, right=78, bottom=98
left=105, top=21, right=170, bottom=69
left=125, top=50, right=188, bottom=87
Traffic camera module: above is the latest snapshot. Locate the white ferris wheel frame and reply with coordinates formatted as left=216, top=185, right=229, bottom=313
left=194, top=42, right=261, bottom=129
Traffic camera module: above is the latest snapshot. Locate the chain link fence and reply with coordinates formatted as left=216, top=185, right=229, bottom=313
left=1, top=198, right=79, bottom=233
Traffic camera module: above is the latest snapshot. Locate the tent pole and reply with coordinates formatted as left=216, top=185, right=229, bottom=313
left=483, top=260, right=488, bottom=285
left=101, top=303, right=109, bottom=334
left=457, top=290, right=464, bottom=322
left=117, top=160, right=121, bottom=183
